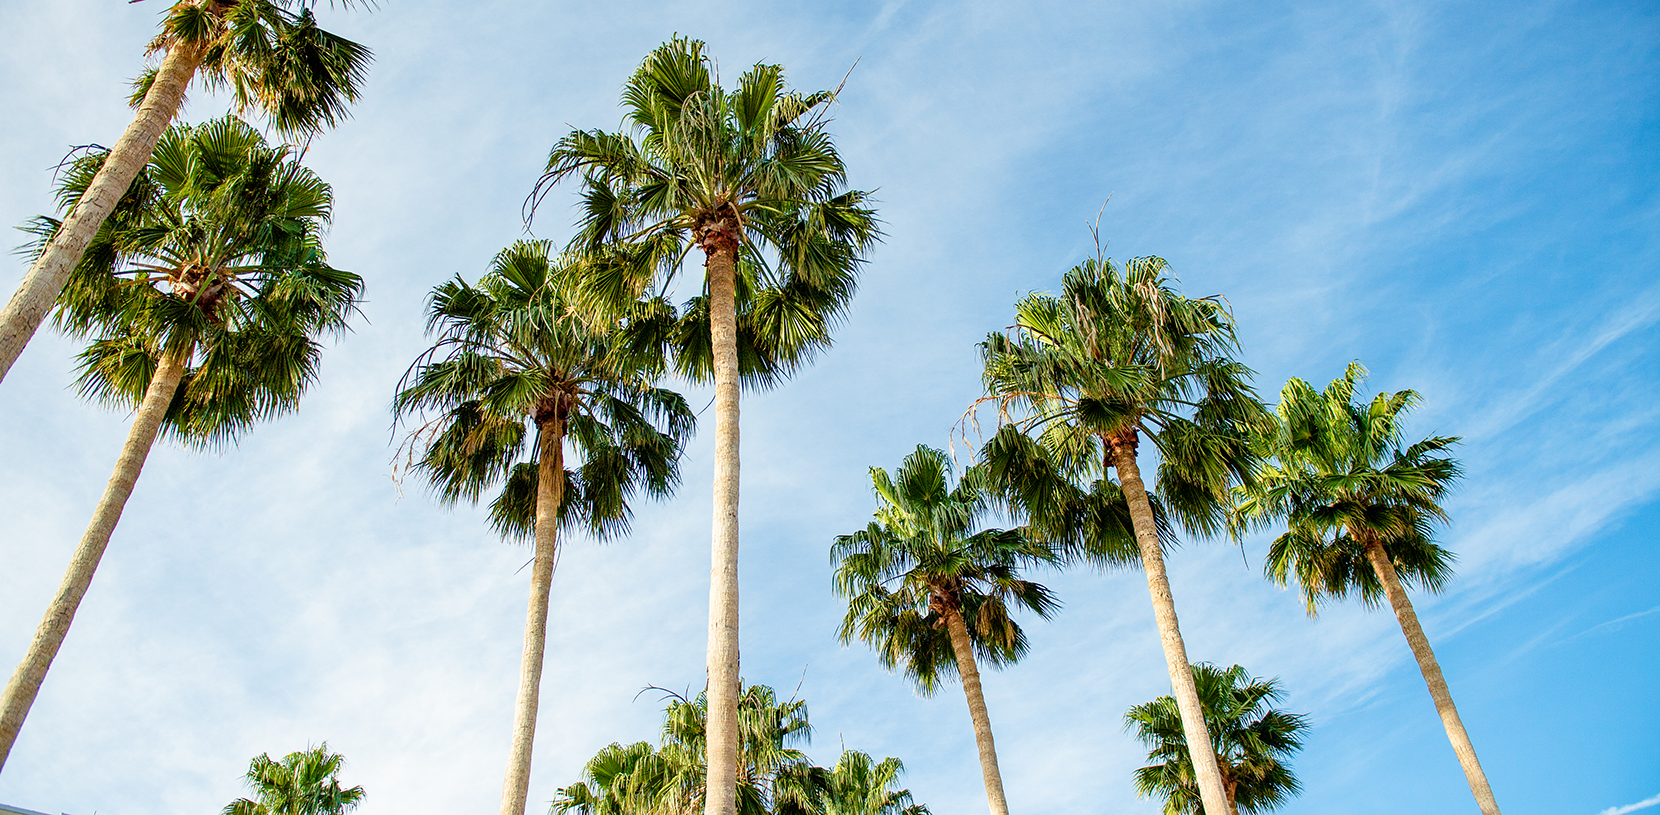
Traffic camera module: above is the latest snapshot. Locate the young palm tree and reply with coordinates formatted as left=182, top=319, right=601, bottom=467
left=531, top=37, right=879, bottom=815
left=1125, top=663, right=1307, bottom=815
left=821, top=751, right=929, bottom=815
left=553, top=683, right=830, bottom=815
left=1231, top=363, right=1501, bottom=814
left=832, top=444, right=1058, bottom=815
left=979, top=254, right=1268, bottom=815
left=393, top=241, right=694, bottom=815
left=0, top=0, right=371, bottom=383
left=223, top=743, right=366, bottom=815
left=0, top=116, right=361, bottom=773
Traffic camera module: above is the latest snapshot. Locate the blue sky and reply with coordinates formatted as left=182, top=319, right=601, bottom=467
left=0, top=0, right=1655, bottom=813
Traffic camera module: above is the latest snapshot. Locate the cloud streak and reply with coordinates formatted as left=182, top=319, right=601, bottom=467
left=1600, top=793, right=1660, bottom=815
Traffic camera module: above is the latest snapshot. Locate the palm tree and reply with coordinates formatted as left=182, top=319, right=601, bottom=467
left=821, top=751, right=929, bottom=815
left=553, top=683, right=832, bottom=815
left=979, top=253, right=1268, bottom=815
left=0, top=116, right=361, bottom=773
left=832, top=444, right=1058, bottom=815
left=223, top=743, right=366, bottom=815
left=0, top=0, right=371, bottom=383
left=531, top=37, right=879, bottom=815
left=1231, top=363, right=1501, bottom=814
left=393, top=241, right=694, bottom=815
left=1125, top=663, right=1307, bottom=815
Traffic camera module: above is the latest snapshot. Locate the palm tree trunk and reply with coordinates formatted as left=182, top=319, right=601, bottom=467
left=0, top=344, right=189, bottom=772
left=1360, top=537, right=1502, bottom=815
left=942, top=605, right=1011, bottom=815
left=499, top=416, right=566, bottom=815
left=0, top=38, right=206, bottom=384
left=1107, top=435, right=1230, bottom=815
left=702, top=244, right=742, bottom=815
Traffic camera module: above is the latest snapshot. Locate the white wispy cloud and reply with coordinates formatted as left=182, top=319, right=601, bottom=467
left=1600, top=793, right=1660, bottom=815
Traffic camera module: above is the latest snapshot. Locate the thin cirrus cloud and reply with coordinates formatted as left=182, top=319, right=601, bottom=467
left=1602, top=794, right=1660, bottom=815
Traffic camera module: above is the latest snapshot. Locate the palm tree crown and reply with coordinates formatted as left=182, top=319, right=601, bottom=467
left=222, top=744, right=366, bottom=815
left=36, top=114, right=361, bottom=443
left=832, top=444, right=1059, bottom=694
left=1125, top=663, right=1307, bottom=815
left=1233, top=361, right=1460, bottom=612
left=533, top=35, right=879, bottom=383
left=138, top=0, right=372, bottom=138
left=392, top=240, right=693, bottom=539
left=980, top=255, right=1266, bottom=533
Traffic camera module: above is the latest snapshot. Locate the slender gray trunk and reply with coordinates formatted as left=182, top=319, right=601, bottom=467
left=1360, top=536, right=1502, bottom=815
left=942, top=604, right=1011, bottom=815
left=1108, top=436, right=1230, bottom=815
left=0, top=38, right=205, bottom=383
left=0, top=344, right=188, bottom=773
left=702, top=245, right=741, bottom=815
left=498, top=417, right=566, bottom=815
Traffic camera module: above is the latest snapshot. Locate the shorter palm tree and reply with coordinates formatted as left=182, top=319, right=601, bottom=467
left=821, top=751, right=929, bottom=815
left=223, top=743, right=365, bottom=815
left=1126, top=663, right=1307, bottom=815
left=555, top=683, right=882, bottom=815
left=0, top=116, right=360, bottom=772
left=1231, top=363, right=1501, bottom=815
left=393, top=241, right=694, bottom=815
left=832, top=444, right=1058, bottom=815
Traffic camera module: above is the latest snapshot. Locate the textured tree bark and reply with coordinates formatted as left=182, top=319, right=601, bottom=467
left=702, top=244, right=742, bottom=815
left=1107, top=436, right=1231, bottom=815
left=0, top=38, right=206, bottom=384
left=942, top=604, right=1011, bottom=815
left=0, top=345, right=188, bottom=772
left=498, top=417, right=566, bottom=815
left=1361, top=536, right=1502, bottom=815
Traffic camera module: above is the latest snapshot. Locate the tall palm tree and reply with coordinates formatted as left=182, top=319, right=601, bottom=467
left=1125, top=663, right=1307, bottom=815
left=223, top=743, right=366, bottom=815
left=553, top=683, right=832, bottom=815
left=1231, top=363, right=1501, bottom=814
left=832, top=444, right=1058, bottom=815
left=979, top=253, right=1268, bottom=815
left=0, top=0, right=371, bottom=383
left=532, top=37, right=879, bottom=815
left=0, top=115, right=361, bottom=773
left=393, top=241, right=694, bottom=815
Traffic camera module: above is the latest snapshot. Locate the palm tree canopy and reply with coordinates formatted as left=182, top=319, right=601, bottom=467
left=1232, top=362, right=1461, bottom=614
left=392, top=240, right=695, bottom=541
left=1126, top=663, right=1308, bottom=815
left=832, top=444, right=1060, bottom=695
left=980, top=254, right=1270, bottom=538
left=24, top=114, right=361, bottom=447
left=222, top=743, right=365, bottom=815
left=531, top=36, right=880, bottom=390
left=131, top=0, right=372, bottom=138
left=820, top=751, right=928, bottom=815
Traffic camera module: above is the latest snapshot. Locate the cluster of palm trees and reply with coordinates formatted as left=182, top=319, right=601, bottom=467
left=553, top=684, right=928, bottom=815
left=0, top=5, right=1504, bottom=815
left=829, top=253, right=1503, bottom=815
